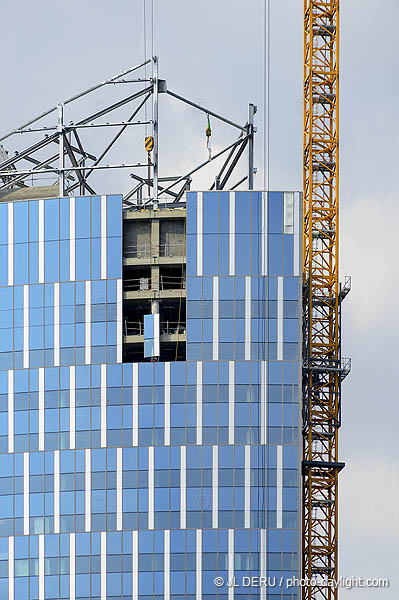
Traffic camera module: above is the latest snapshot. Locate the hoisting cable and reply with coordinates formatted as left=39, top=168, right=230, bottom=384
left=264, top=0, right=270, bottom=190
left=205, top=113, right=212, bottom=161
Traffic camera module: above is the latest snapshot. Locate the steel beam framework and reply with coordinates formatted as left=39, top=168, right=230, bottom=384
left=0, top=57, right=256, bottom=207
left=302, top=2, right=350, bottom=599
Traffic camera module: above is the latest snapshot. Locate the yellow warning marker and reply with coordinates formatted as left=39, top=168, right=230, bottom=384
left=145, top=137, right=154, bottom=196
left=145, top=136, right=154, bottom=152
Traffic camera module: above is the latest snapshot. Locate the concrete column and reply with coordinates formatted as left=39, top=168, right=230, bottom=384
left=151, top=214, right=160, bottom=292
left=151, top=265, right=160, bottom=292
left=151, top=216, right=160, bottom=257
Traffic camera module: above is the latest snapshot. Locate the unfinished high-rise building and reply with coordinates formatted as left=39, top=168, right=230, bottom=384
left=0, top=7, right=350, bottom=595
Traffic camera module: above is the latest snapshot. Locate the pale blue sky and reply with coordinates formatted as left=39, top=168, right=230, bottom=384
left=1, top=1, right=398, bottom=597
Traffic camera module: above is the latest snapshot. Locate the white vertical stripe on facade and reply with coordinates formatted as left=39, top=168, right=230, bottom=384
left=164, top=529, right=170, bottom=600
left=117, top=447, right=123, bottom=531
left=283, top=192, right=294, bottom=234
left=212, top=445, right=218, bottom=528
left=197, top=192, right=203, bottom=276
left=8, top=537, right=14, bottom=600
left=212, top=276, right=219, bottom=360
left=117, top=278, right=123, bottom=363
left=8, top=371, right=13, bottom=453
left=294, top=192, right=300, bottom=276
left=69, top=366, right=75, bottom=449
left=23, top=285, right=29, bottom=369
left=23, top=452, right=29, bottom=535
left=260, top=362, right=267, bottom=445
left=132, top=363, right=138, bottom=446
left=85, top=448, right=91, bottom=532
left=38, top=368, right=44, bottom=452
left=69, top=197, right=75, bottom=281
left=276, top=445, right=283, bottom=529
left=101, top=195, right=107, bottom=279
left=245, top=445, right=251, bottom=529
left=38, top=199, right=44, bottom=284
left=196, top=362, right=202, bottom=445
left=7, top=203, right=13, bottom=286
left=229, top=192, right=235, bottom=275
left=245, top=276, right=251, bottom=360
left=153, top=312, right=160, bottom=358
left=294, top=192, right=300, bottom=235
left=39, top=534, right=44, bottom=600
left=228, top=361, right=234, bottom=445
left=132, top=531, right=138, bottom=600
left=85, top=280, right=91, bottom=364
left=228, top=529, right=234, bottom=600
left=261, top=192, right=268, bottom=276
left=180, top=445, right=186, bottom=529
left=196, top=529, right=202, bottom=600
left=54, top=450, right=60, bottom=534
left=148, top=446, right=154, bottom=530
left=264, top=452, right=268, bottom=529
left=164, top=362, right=170, bottom=446
left=101, top=364, right=107, bottom=448
left=260, top=529, right=267, bottom=600
left=70, top=533, right=76, bottom=600
left=277, top=277, right=284, bottom=361
left=53, top=282, right=60, bottom=367
left=101, top=531, right=107, bottom=600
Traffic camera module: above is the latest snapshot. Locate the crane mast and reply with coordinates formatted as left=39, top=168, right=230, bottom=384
left=302, top=1, right=348, bottom=599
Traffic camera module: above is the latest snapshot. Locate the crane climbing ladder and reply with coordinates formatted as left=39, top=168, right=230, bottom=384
left=302, top=1, right=350, bottom=599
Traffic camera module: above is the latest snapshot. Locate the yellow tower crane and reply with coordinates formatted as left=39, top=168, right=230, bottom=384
left=302, top=1, right=350, bottom=599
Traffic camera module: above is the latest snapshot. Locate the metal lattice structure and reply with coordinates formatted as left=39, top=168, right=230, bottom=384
left=302, top=1, right=350, bottom=599
left=0, top=57, right=256, bottom=208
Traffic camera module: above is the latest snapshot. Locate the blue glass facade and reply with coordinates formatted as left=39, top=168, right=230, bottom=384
left=0, top=190, right=301, bottom=599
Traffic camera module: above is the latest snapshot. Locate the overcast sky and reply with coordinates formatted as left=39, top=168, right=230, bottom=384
left=1, top=0, right=398, bottom=597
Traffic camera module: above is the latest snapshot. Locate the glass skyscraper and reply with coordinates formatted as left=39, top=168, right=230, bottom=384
left=0, top=189, right=301, bottom=599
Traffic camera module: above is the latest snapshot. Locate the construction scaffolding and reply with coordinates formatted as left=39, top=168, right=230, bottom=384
left=0, top=57, right=256, bottom=208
